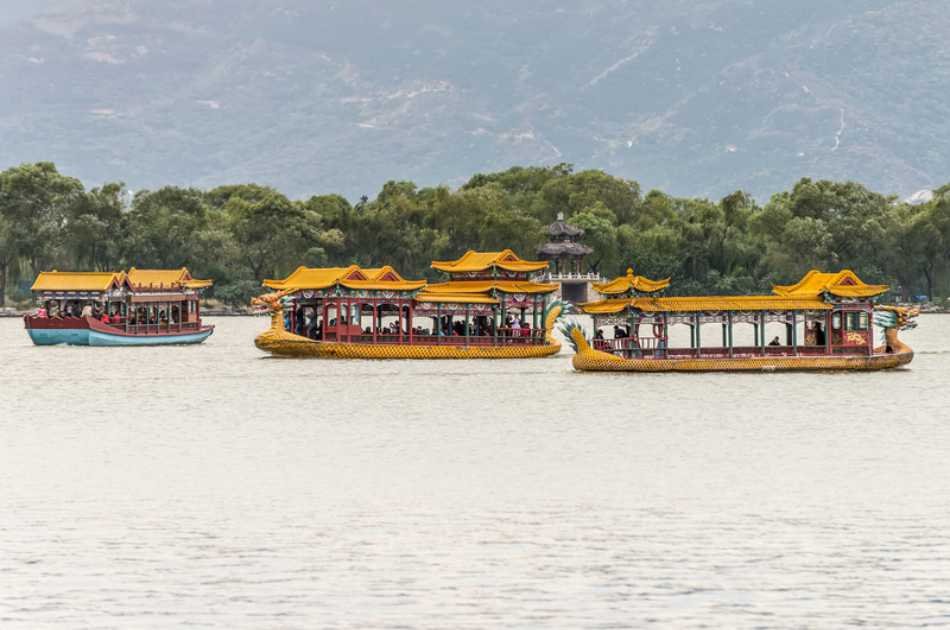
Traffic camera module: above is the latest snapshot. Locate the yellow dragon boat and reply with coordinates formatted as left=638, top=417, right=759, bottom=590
left=565, top=268, right=919, bottom=372
left=252, top=250, right=567, bottom=359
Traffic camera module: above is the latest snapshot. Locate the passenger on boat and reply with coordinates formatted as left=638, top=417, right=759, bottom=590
left=100, top=312, right=111, bottom=324
left=81, top=303, right=93, bottom=318
left=594, top=328, right=605, bottom=341
left=521, top=321, right=531, bottom=337
left=813, top=321, right=826, bottom=346
left=769, top=336, right=781, bottom=346
left=35, top=306, right=48, bottom=318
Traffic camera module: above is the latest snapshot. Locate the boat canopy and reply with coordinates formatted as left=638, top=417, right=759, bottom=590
left=127, top=267, right=213, bottom=290
left=31, top=271, right=131, bottom=293
left=772, top=269, right=888, bottom=299
left=263, top=264, right=426, bottom=292
left=579, top=268, right=888, bottom=315
left=431, top=249, right=549, bottom=274
left=592, top=268, right=670, bottom=296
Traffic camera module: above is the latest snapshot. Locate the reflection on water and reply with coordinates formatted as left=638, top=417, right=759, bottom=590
left=0, top=316, right=948, bottom=628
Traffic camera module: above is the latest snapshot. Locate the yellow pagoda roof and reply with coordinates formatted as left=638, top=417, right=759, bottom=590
left=127, top=267, right=213, bottom=290
left=431, top=249, right=549, bottom=274
left=31, top=271, right=128, bottom=292
left=263, top=265, right=426, bottom=292
left=593, top=268, right=670, bottom=295
left=772, top=269, right=888, bottom=299
left=422, top=280, right=558, bottom=296
left=580, top=295, right=832, bottom=314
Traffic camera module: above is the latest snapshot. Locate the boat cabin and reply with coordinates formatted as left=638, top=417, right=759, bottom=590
left=262, top=250, right=559, bottom=346
left=579, top=268, right=889, bottom=359
left=29, top=267, right=213, bottom=335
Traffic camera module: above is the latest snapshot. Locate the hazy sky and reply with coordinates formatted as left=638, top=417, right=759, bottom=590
left=0, top=0, right=57, bottom=27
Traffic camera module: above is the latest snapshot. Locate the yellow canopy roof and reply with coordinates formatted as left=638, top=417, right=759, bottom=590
left=31, top=271, right=128, bottom=292
left=431, top=249, right=549, bottom=273
left=423, top=280, right=558, bottom=296
left=593, top=268, right=670, bottom=295
left=772, top=269, right=888, bottom=299
left=127, top=267, right=214, bottom=289
left=263, top=265, right=426, bottom=292
left=580, top=295, right=831, bottom=314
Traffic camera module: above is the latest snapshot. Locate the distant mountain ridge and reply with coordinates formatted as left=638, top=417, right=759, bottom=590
left=0, top=0, right=947, bottom=200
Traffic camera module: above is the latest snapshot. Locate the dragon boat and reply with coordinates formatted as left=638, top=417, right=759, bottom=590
left=24, top=268, right=214, bottom=346
left=564, top=267, right=919, bottom=373
left=252, top=249, right=567, bottom=359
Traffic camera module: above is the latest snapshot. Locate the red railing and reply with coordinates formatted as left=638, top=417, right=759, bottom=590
left=320, top=330, right=548, bottom=346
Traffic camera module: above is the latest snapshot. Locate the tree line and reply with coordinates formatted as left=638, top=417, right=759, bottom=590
left=1, top=161, right=948, bottom=307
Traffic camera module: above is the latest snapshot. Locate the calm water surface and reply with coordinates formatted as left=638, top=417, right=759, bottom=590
left=1, top=316, right=948, bottom=628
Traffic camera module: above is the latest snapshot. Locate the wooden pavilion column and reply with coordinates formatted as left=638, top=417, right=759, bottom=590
left=866, top=307, right=874, bottom=356
left=694, top=313, right=702, bottom=358
left=790, top=311, right=798, bottom=356
left=408, top=301, right=414, bottom=344
left=727, top=312, right=734, bottom=357
left=372, top=301, right=378, bottom=342
left=436, top=304, right=442, bottom=338
left=759, top=312, right=766, bottom=355
left=397, top=300, right=403, bottom=344
left=464, top=306, right=471, bottom=343
left=825, top=310, right=833, bottom=355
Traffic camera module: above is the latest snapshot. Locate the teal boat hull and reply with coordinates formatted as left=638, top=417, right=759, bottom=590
left=25, top=316, right=214, bottom=347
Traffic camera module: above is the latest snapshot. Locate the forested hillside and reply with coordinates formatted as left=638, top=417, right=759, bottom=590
left=1, top=162, right=947, bottom=307
left=1, top=0, right=948, bottom=199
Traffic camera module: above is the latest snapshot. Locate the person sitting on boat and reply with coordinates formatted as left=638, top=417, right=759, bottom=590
left=769, top=336, right=781, bottom=346
left=813, top=321, right=826, bottom=346
left=81, top=303, right=94, bottom=318
left=521, top=320, right=530, bottom=337
left=35, top=305, right=48, bottom=318
left=100, top=311, right=111, bottom=324
left=594, top=328, right=605, bottom=341
left=511, top=319, right=521, bottom=337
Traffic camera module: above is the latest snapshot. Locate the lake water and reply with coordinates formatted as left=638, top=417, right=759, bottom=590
left=1, top=315, right=948, bottom=628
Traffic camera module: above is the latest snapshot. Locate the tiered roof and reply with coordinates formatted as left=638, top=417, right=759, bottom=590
left=31, top=271, right=131, bottom=292
left=580, top=268, right=888, bottom=315
left=418, top=249, right=557, bottom=304
left=263, top=265, right=426, bottom=292
left=127, top=267, right=213, bottom=290
left=592, top=268, right=670, bottom=296
left=431, top=249, right=549, bottom=274
left=772, top=269, right=888, bottom=299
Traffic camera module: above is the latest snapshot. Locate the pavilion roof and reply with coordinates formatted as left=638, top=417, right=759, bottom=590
left=431, top=249, right=549, bottom=274
left=593, top=268, right=670, bottom=295
left=31, top=271, right=130, bottom=293
left=771, top=269, right=888, bottom=299
left=546, top=215, right=585, bottom=238
left=538, top=241, right=593, bottom=257
left=263, top=264, right=426, bottom=292
left=127, top=267, right=213, bottom=290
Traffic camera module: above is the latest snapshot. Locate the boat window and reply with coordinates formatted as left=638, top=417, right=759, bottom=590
left=846, top=311, right=869, bottom=331
left=832, top=313, right=842, bottom=330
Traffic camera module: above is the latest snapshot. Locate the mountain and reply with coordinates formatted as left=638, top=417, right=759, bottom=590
left=0, top=0, right=947, bottom=200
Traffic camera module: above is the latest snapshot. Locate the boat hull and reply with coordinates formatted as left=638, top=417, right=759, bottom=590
left=255, top=327, right=560, bottom=360
left=25, top=317, right=214, bottom=347
left=567, top=328, right=914, bottom=373
left=571, top=348, right=913, bottom=372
